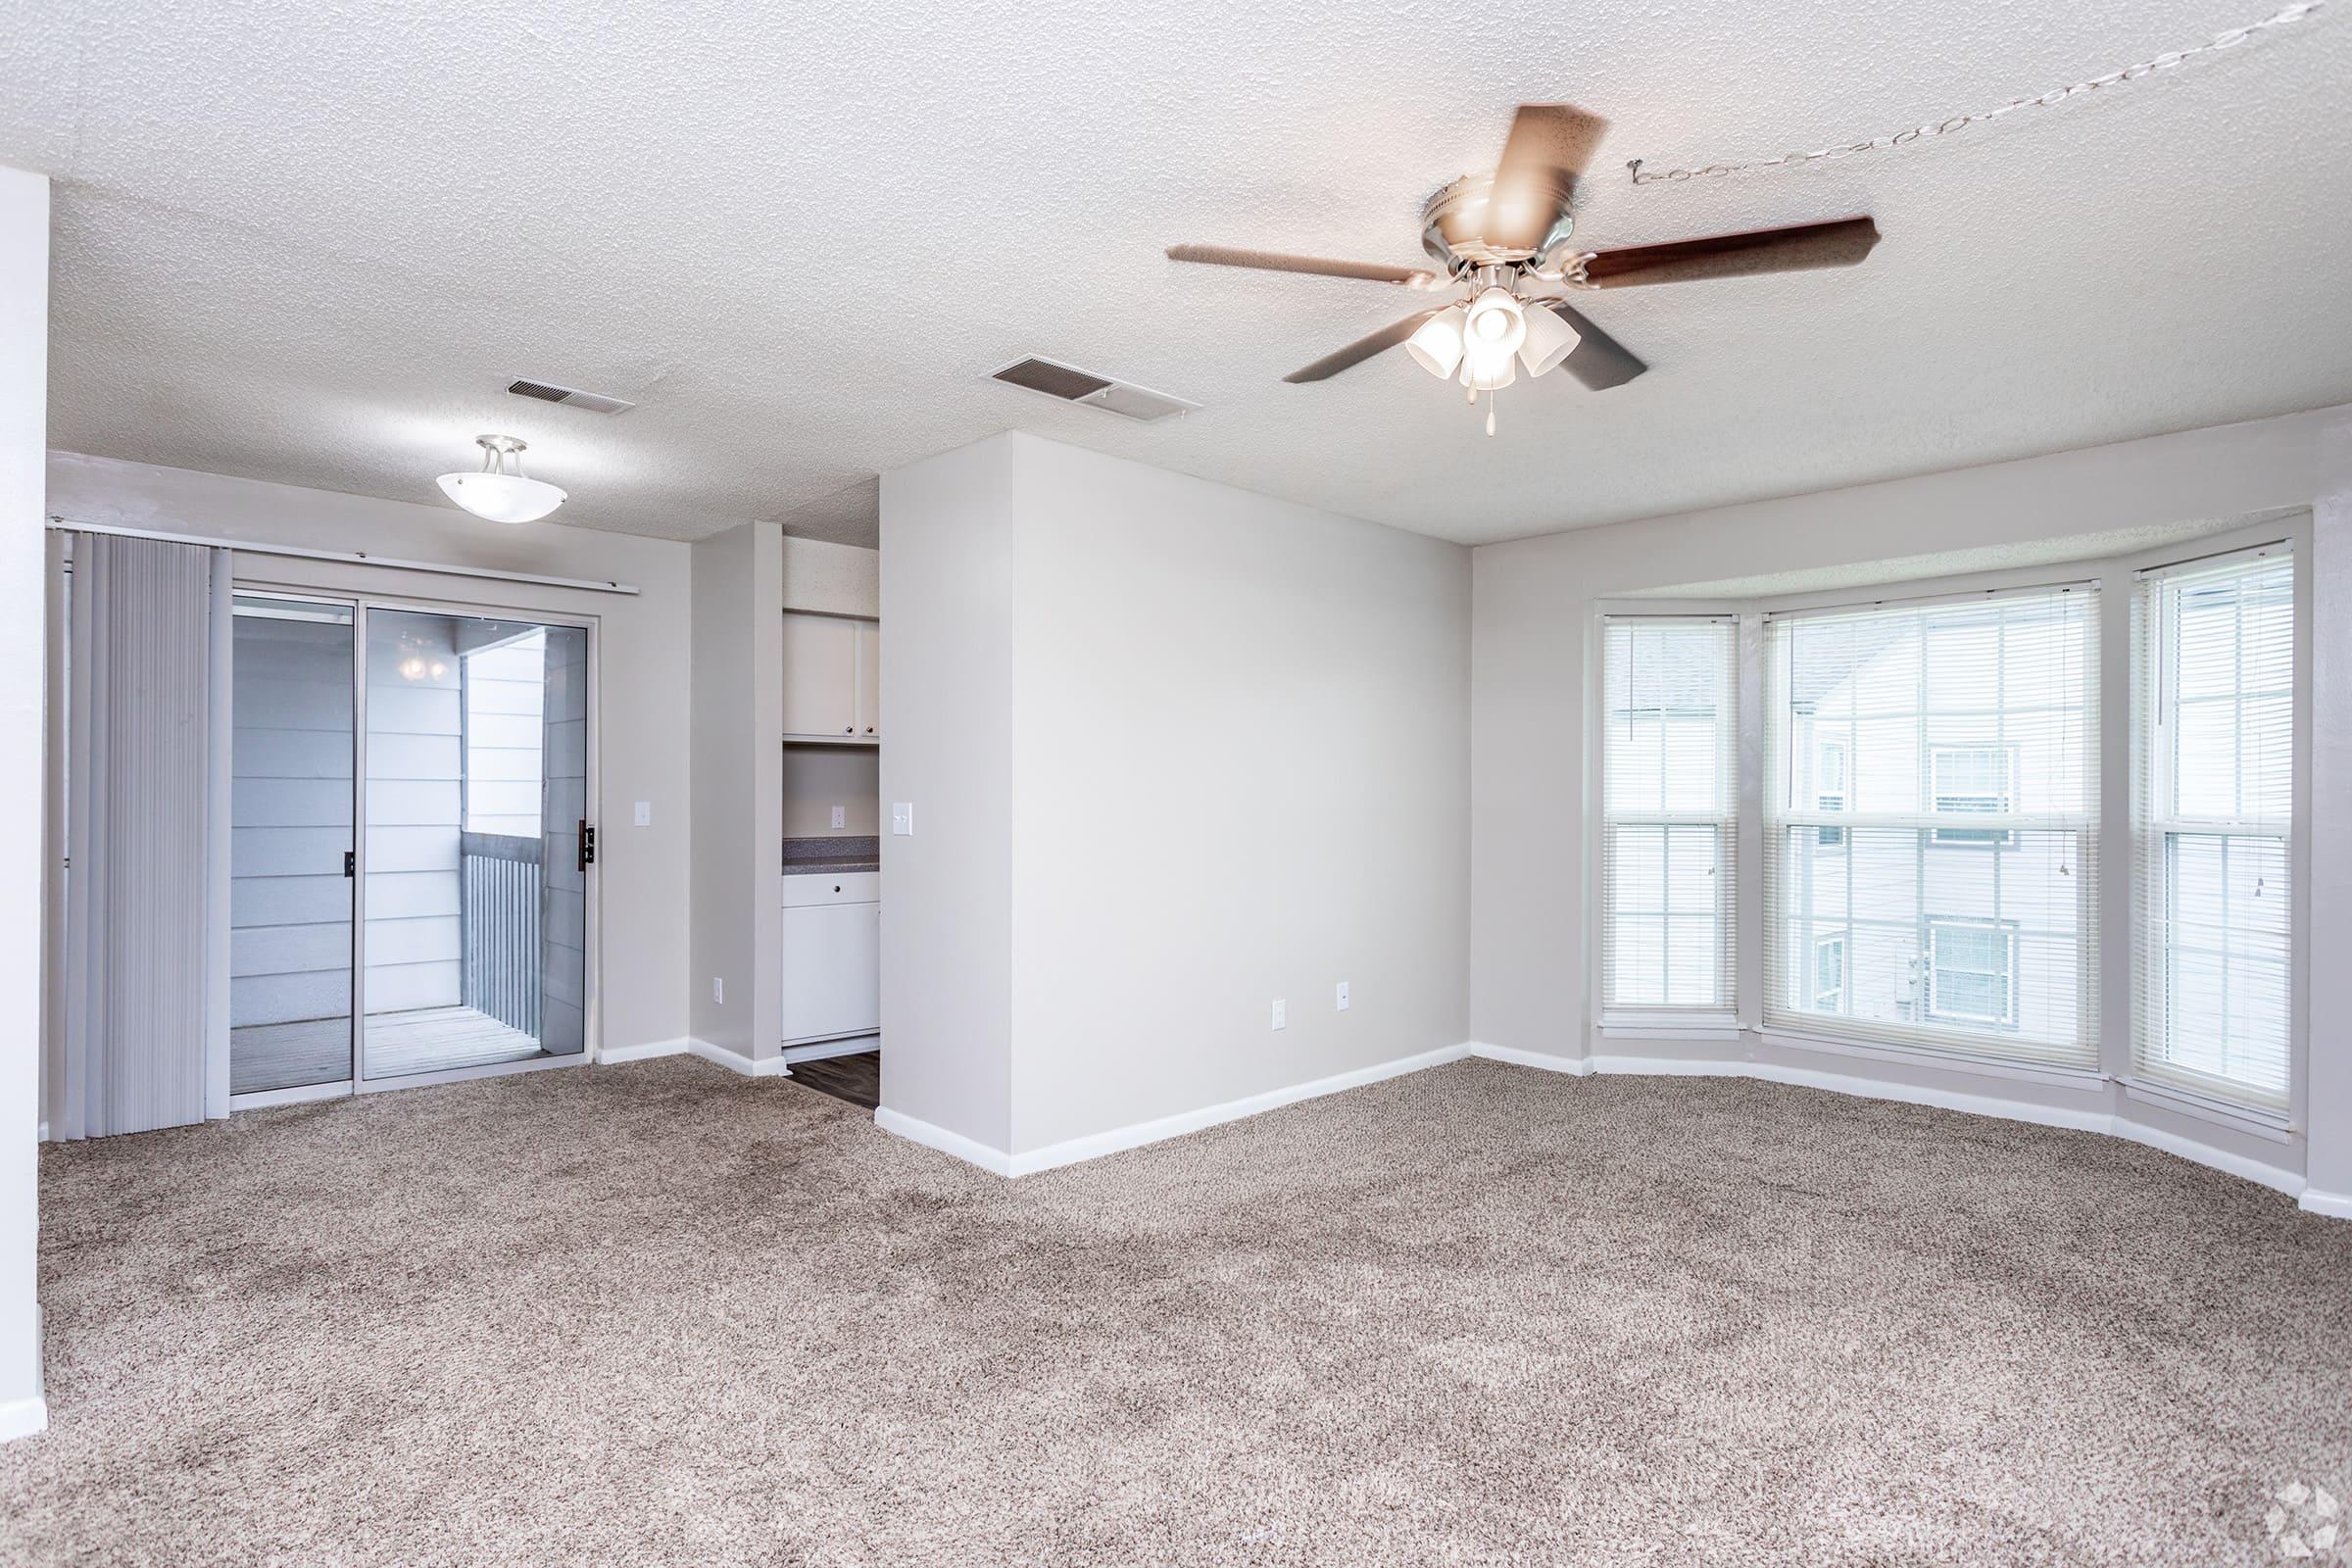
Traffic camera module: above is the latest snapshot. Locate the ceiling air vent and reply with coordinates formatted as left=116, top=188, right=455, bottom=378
left=506, top=378, right=636, bottom=416
left=989, top=357, right=1199, bottom=422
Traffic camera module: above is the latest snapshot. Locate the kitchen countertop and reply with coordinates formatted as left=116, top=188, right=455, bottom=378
left=783, top=835, right=880, bottom=875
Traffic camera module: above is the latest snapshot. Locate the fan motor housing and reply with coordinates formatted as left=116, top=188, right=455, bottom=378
left=1420, top=172, right=1578, bottom=271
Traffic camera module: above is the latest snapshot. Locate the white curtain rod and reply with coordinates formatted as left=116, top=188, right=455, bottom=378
left=46, top=515, right=642, bottom=597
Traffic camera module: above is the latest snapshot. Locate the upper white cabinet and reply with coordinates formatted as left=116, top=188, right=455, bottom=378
left=782, top=612, right=879, bottom=742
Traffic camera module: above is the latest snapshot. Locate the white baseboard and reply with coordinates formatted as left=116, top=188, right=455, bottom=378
left=873, top=1106, right=1013, bottom=1177
left=597, top=1037, right=690, bottom=1065
left=1462, top=1042, right=1591, bottom=1075
left=0, top=1394, right=47, bottom=1444
left=1004, top=1044, right=1473, bottom=1177
left=686, top=1038, right=791, bottom=1079
left=783, top=1035, right=879, bottom=1065
left=1531, top=1049, right=2313, bottom=1204
left=2299, top=1188, right=2352, bottom=1220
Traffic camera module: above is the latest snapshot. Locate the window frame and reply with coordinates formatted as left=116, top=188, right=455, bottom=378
left=1592, top=612, right=1741, bottom=1033
left=2130, top=539, right=2300, bottom=1121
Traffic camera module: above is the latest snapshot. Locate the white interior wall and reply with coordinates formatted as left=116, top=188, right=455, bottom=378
left=879, top=431, right=1470, bottom=1163
left=0, top=167, right=49, bottom=1440
left=877, top=438, right=1017, bottom=1153
left=1470, top=402, right=2352, bottom=1209
left=687, top=520, right=784, bottom=1062
left=44, top=452, right=697, bottom=1058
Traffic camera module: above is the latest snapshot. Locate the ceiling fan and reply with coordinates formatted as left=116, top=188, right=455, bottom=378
left=1166, top=104, right=1880, bottom=433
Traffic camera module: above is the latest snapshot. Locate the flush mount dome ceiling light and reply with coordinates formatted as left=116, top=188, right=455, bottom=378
left=437, top=434, right=567, bottom=523
left=1166, top=102, right=1881, bottom=435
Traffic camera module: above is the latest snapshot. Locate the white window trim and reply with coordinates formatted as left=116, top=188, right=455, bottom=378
left=1587, top=514, right=2313, bottom=1143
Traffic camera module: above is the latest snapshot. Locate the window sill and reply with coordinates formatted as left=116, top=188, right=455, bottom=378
left=2119, top=1075, right=2295, bottom=1144
left=1755, top=1028, right=2104, bottom=1091
left=1600, top=1010, right=1741, bottom=1042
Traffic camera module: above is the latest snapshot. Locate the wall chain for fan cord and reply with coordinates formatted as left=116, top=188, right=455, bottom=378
left=1625, top=0, right=2328, bottom=185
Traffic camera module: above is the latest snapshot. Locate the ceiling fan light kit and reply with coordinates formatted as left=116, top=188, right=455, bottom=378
left=1167, top=102, right=1883, bottom=434
left=437, top=433, right=567, bottom=523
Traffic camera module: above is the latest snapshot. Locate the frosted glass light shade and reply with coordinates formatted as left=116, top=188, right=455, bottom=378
left=1463, top=286, right=1526, bottom=357
left=1460, top=339, right=1518, bottom=391
left=1404, top=305, right=1467, bottom=379
left=1516, top=303, right=1583, bottom=377
left=437, top=469, right=567, bottom=524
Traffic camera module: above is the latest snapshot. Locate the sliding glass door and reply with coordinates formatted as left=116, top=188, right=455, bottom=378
left=361, top=610, right=590, bottom=1080
left=229, top=595, right=593, bottom=1104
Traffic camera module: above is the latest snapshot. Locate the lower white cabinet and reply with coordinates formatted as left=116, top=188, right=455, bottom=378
left=781, top=872, right=880, bottom=1044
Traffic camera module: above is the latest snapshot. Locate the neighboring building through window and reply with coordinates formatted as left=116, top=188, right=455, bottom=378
left=1762, top=585, right=2096, bottom=1067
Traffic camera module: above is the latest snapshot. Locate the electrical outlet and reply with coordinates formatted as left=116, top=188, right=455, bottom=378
left=1336, top=981, right=1349, bottom=1011
left=711, top=977, right=724, bottom=1004
left=831, top=805, right=846, bottom=829
left=1270, top=999, right=1287, bottom=1030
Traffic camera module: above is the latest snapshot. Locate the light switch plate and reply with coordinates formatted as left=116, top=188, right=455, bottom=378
left=711, top=977, right=724, bottom=1004
left=1270, top=999, right=1287, bottom=1030
left=633, top=801, right=652, bottom=826
left=1336, top=981, right=1349, bottom=1011
left=892, top=802, right=914, bottom=836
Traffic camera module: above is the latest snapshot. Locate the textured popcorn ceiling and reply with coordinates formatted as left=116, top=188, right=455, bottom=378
left=4, top=1, right=2350, bottom=547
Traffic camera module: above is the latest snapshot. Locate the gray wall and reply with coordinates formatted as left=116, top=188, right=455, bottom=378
left=878, top=437, right=1015, bottom=1152
left=880, top=432, right=1471, bottom=1159
left=688, top=520, right=784, bottom=1059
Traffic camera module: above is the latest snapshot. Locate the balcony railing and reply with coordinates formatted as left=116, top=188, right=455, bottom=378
left=461, top=831, right=543, bottom=1040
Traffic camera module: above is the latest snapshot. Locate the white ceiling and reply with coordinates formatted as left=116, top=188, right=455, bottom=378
left=6, top=0, right=2349, bottom=548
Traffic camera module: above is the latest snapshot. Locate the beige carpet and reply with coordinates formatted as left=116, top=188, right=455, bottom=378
left=4, top=1056, right=2350, bottom=1566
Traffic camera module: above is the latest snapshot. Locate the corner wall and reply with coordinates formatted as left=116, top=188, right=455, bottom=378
left=689, top=521, right=785, bottom=1061
left=878, top=431, right=1471, bottom=1164
left=1469, top=402, right=2352, bottom=1204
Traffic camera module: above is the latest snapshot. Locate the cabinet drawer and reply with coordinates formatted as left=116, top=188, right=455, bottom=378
left=782, top=870, right=879, bottom=907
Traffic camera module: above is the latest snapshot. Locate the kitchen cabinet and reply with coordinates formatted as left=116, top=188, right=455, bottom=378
left=781, top=871, right=880, bottom=1043
left=782, top=612, right=880, bottom=742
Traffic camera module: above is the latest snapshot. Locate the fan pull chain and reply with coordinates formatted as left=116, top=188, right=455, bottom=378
left=1625, top=0, right=2327, bottom=184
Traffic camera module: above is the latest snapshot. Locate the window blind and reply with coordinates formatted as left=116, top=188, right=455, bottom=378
left=1762, top=585, right=2098, bottom=1067
left=1599, top=617, right=1737, bottom=1019
left=2132, top=546, right=2293, bottom=1113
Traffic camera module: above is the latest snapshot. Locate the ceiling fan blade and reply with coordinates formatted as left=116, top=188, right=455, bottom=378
left=1283, top=309, right=1445, bottom=384
left=1541, top=300, right=1646, bottom=390
left=1578, top=217, right=1880, bottom=289
left=1167, top=244, right=1437, bottom=287
left=1486, top=103, right=1611, bottom=253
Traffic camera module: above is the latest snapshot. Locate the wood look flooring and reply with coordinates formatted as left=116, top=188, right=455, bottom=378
left=790, top=1049, right=879, bottom=1110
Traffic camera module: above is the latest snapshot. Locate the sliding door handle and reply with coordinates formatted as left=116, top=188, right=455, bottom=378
left=343, top=851, right=356, bottom=878
left=578, top=820, right=596, bottom=873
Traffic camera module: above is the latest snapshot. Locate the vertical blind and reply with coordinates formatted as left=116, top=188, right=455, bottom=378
left=1762, top=586, right=2098, bottom=1067
left=1599, top=617, right=1737, bottom=1017
left=2132, top=546, right=2293, bottom=1112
